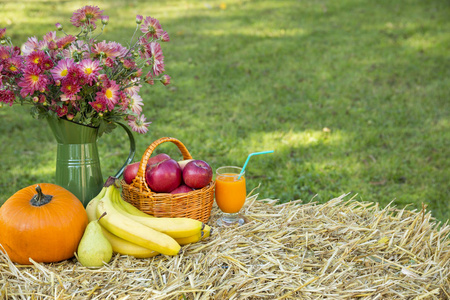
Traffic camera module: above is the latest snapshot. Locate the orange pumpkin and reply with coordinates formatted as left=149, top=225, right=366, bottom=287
left=0, top=183, right=88, bottom=265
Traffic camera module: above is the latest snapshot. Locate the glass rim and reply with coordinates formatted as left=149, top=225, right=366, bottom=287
left=216, top=166, right=244, bottom=177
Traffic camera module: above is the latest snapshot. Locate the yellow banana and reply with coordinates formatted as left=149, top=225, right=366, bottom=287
left=118, top=189, right=213, bottom=242
left=100, top=226, right=159, bottom=258
left=174, top=230, right=203, bottom=245
left=118, top=185, right=213, bottom=242
left=118, top=195, right=212, bottom=244
left=117, top=186, right=213, bottom=242
left=176, top=224, right=213, bottom=244
left=111, top=191, right=204, bottom=239
left=202, top=224, right=212, bottom=240
left=86, top=177, right=118, bottom=222
left=86, top=185, right=160, bottom=258
left=96, top=185, right=181, bottom=256
left=118, top=198, right=153, bottom=218
left=86, top=187, right=107, bottom=222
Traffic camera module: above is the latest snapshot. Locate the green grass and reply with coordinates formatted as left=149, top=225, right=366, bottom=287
left=0, top=0, right=449, bottom=222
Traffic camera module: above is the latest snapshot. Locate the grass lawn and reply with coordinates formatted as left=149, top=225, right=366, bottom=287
left=0, top=0, right=449, bottom=222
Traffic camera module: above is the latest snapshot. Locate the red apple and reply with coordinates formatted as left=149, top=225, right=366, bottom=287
left=145, top=159, right=182, bottom=193
left=147, top=153, right=171, bottom=168
left=123, top=162, right=141, bottom=184
left=182, top=160, right=213, bottom=189
left=177, top=159, right=195, bottom=170
left=170, top=184, right=194, bottom=194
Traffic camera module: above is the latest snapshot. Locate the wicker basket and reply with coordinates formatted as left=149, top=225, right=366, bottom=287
left=121, top=137, right=215, bottom=223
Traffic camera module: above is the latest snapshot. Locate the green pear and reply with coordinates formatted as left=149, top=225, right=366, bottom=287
left=77, top=213, right=113, bottom=268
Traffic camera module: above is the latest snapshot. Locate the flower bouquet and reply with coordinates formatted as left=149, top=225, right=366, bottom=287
left=0, top=6, right=173, bottom=206
left=0, top=5, right=171, bottom=136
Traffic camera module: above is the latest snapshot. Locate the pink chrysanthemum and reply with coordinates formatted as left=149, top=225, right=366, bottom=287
left=0, top=28, right=6, bottom=39
left=140, top=17, right=162, bottom=39
left=122, top=59, right=136, bottom=69
left=0, top=65, right=3, bottom=89
left=0, top=89, right=15, bottom=106
left=89, top=97, right=108, bottom=112
left=63, top=40, right=90, bottom=59
left=41, top=56, right=54, bottom=70
left=56, top=35, right=76, bottom=49
left=145, top=72, right=154, bottom=85
left=123, top=81, right=141, bottom=96
left=42, top=32, right=57, bottom=52
left=70, top=11, right=87, bottom=27
left=138, top=36, right=149, bottom=46
left=66, top=65, right=88, bottom=85
left=79, top=59, right=100, bottom=85
left=0, top=47, right=10, bottom=60
left=81, top=5, right=103, bottom=20
left=22, top=39, right=46, bottom=55
left=128, top=93, right=143, bottom=115
left=160, top=74, right=171, bottom=86
left=104, top=57, right=115, bottom=68
left=147, top=42, right=165, bottom=76
left=92, top=41, right=127, bottom=59
left=5, top=57, right=22, bottom=74
left=96, top=79, right=120, bottom=110
left=128, top=114, right=151, bottom=134
left=56, top=105, right=68, bottom=117
left=47, top=40, right=58, bottom=51
left=22, top=37, right=39, bottom=56
left=17, top=65, right=49, bottom=97
left=98, top=74, right=108, bottom=82
left=160, top=31, right=170, bottom=42
left=101, top=15, right=109, bottom=25
left=134, top=68, right=143, bottom=78
left=61, top=79, right=81, bottom=98
left=71, top=5, right=103, bottom=27
left=38, top=94, right=46, bottom=104
left=43, top=31, right=57, bottom=42
left=51, top=58, right=75, bottom=81
left=26, top=50, right=46, bottom=67
left=117, top=92, right=130, bottom=111
left=60, top=94, right=81, bottom=102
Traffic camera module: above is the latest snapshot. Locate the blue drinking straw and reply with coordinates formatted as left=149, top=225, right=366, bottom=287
left=238, top=150, right=274, bottom=179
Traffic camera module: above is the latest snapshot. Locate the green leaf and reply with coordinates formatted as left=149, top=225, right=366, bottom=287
left=97, top=120, right=117, bottom=137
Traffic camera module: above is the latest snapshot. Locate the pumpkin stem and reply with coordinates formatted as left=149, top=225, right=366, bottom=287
left=30, top=185, right=53, bottom=207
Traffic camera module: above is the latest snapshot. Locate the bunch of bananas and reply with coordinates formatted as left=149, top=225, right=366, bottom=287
left=85, top=182, right=212, bottom=258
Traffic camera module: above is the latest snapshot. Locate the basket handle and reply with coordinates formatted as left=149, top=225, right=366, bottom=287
left=133, top=137, right=193, bottom=192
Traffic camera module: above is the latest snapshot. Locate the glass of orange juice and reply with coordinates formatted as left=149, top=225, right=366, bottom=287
left=215, top=166, right=246, bottom=226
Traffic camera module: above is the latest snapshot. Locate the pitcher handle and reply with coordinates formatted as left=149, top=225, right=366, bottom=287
left=113, top=122, right=136, bottom=179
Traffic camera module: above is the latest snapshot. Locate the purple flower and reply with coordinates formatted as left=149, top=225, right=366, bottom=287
left=160, top=74, right=171, bottom=86
left=101, top=15, right=109, bottom=25
left=51, top=58, right=75, bottom=81
left=140, top=16, right=162, bottom=39
left=70, top=5, right=103, bottom=27
left=0, top=28, right=7, bottom=39
left=0, top=89, right=15, bottom=106
left=17, top=65, right=49, bottom=97
left=128, top=114, right=150, bottom=134
left=0, top=5, right=171, bottom=135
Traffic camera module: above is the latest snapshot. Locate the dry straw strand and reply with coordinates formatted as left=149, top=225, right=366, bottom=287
left=0, top=193, right=449, bottom=299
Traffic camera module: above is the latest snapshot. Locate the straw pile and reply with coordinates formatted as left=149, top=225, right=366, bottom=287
left=1, top=193, right=449, bottom=299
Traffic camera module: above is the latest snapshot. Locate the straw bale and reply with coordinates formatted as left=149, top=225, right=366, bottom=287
left=1, top=193, right=449, bottom=299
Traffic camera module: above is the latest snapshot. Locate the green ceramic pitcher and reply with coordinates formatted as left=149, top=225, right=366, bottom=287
left=47, top=118, right=135, bottom=207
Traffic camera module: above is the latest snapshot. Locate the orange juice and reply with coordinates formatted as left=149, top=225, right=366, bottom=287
left=215, top=173, right=246, bottom=213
